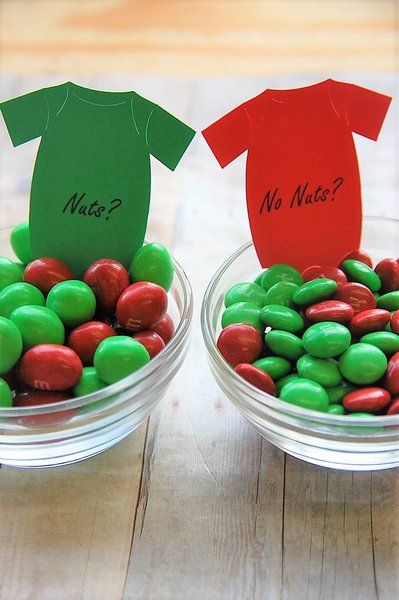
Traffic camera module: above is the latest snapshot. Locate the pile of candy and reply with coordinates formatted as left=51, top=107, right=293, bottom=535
left=217, top=250, right=399, bottom=417
left=0, top=222, right=175, bottom=415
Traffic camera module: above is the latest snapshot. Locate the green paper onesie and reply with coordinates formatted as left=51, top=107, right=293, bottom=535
left=0, top=83, right=195, bottom=275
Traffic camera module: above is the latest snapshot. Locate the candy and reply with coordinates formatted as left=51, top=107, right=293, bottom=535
left=10, top=305, right=65, bottom=349
left=387, top=397, right=399, bottom=415
left=264, top=330, right=304, bottom=361
left=349, top=308, right=391, bottom=336
left=263, top=281, right=299, bottom=307
left=19, top=344, right=83, bottom=390
left=334, top=282, right=376, bottom=315
left=279, top=378, right=329, bottom=412
left=67, top=321, right=116, bottom=365
left=305, top=300, right=354, bottom=324
left=339, top=343, right=387, bottom=384
left=224, top=282, right=267, bottom=308
left=13, top=391, right=75, bottom=427
left=302, top=265, right=347, bottom=287
left=275, top=373, right=299, bottom=394
left=94, top=336, right=150, bottom=384
left=327, top=405, right=345, bottom=415
left=217, top=323, right=262, bottom=365
left=129, top=243, right=174, bottom=292
left=377, top=291, right=399, bottom=311
left=83, top=258, right=130, bottom=314
left=374, top=258, right=399, bottom=293
left=302, top=322, right=351, bottom=358
left=0, top=282, right=45, bottom=318
left=132, top=330, right=165, bottom=358
left=360, top=331, right=399, bottom=356
left=24, top=257, right=74, bottom=294
left=343, top=387, right=391, bottom=413
left=293, top=278, right=337, bottom=306
left=235, top=363, right=276, bottom=395
left=326, top=381, right=356, bottom=404
left=0, top=316, right=23, bottom=374
left=46, top=280, right=96, bottom=328
left=0, top=378, right=12, bottom=407
left=341, top=259, right=381, bottom=292
left=153, top=313, right=175, bottom=344
left=116, top=282, right=167, bottom=331
left=391, top=311, right=399, bottom=334
left=0, top=257, right=23, bottom=292
left=260, top=304, right=304, bottom=333
left=297, top=354, right=342, bottom=387
left=252, top=356, right=291, bottom=380
left=384, top=352, right=399, bottom=395
left=222, top=301, right=263, bottom=331
left=259, top=263, right=303, bottom=291
left=73, top=367, right=107, bottom=396
left=10, top=221, right=32, bottom=265
left=341, top=249, right=373, bottom=268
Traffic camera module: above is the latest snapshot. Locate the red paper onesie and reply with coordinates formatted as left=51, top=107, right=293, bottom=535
left=202, top=79, right=391, bottom=270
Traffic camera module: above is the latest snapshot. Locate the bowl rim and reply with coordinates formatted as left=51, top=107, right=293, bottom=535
left=200, top=215, right=399, bottom=427
left=0, top=250, right=193, bottom=417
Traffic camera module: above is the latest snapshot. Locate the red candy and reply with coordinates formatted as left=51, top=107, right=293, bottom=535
left=302, top=265, right=347, bottom=287
left=235, top=363, right=276, bottom=395
left=84, top=258, right=130, bottom=314
left=384, top=352, right=399, bottom=395
left=19, top=344, right=83, bottom=391
left=217, top=323, right=262, bottom=365
left=374, top=258, right=399, bottom=293
left=24, top=257, right=74, bottom=294
left=305, top=300, right=354, bottom=324
left=387, top=397, right=399, bottom=415
left=341, top=249, right=373, bottom=268
left=132, top=330, right=165, bottom=358
left=391, top=311, right=399, bottom=335
left=334, top=282, right=376, bottom=315
left=343, top=387, right=391, bottom=413
left=349, top=308, right=391, bottom=337
left=153, top=313, right=175, bottom=344
left=13, top=391, right=75, bottom=427
left=116, top=282, right=167, bottom=331
left=67, top=321, right=116, bottom=365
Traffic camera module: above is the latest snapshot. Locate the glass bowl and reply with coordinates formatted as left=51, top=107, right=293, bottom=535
left=201, top=216, right=399, bottom=471
left=0, top=237, right=193, bottom=468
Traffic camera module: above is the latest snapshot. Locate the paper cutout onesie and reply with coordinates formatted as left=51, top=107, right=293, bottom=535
left=203, top=79, right=391, bottom=270
left=1, top=83, right=195, bottom=275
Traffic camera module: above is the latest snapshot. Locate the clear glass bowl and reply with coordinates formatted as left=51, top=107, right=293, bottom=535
left=0, top=239, right=193, bottom=468
left=201, top=217, right=399, bottom=471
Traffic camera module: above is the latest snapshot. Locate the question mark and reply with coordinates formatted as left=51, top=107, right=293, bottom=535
left=332, top=177, right=343, bottom=201
left=106, top=198, right=122, bottom=221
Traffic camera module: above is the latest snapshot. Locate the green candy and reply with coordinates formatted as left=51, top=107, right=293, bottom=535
left=222, top=301, right=263, bottom=331
left=260, top=263, right=303, bottom=291
left=264, top=281, right=299, bottom=307
left=275, top=373, right=300, bottom=395
left=297, top=354, right=342, bottom=387
left=279, top=378, right=329, bottom=412
left=254, top=271, right=266, bottom=286
left=302, top=321, right=351, bottom=358
left=129, top=242, right=174, bottom=291
left=253, top=356, right=291, bottom=380
left=0, top=378, right=13, bottom=407
left=94, top=336, right=150, bottom=384
left=261, top=304, right=304, bottom=333
left=46, top=280, right=96, bottom=328
left=327, top=404, right=345, bottom=415
left=73, top=367, right=107, bottom=396
left=377, top=291, right=399, bottom=311
left=0, top=282, right=45, bottom=319
left=339, top=343, right=387, bottom=384
left=10, top=221, right=32, bottom=265
left=293, top=278, right=337, bottom=306
left=10, top=305, right=65, bottom=350
left=341, top=259, right=381, bottom=292
left=224, top=282, right=267, bottom=308
left=326, top=381, right=355, bottom=405
left=265, top=330, right=304, bottom=361
left=360, top=331, right=399, bottom=356
left=0, top=316, right=22, bottom=374
left=0, top=257, right=24, bottom=292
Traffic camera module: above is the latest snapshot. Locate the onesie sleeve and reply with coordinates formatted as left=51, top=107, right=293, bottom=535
left=0, top=88, right=49, bottom=146
left=339, top=83, right=392, bottom=141
left=146, top=104, right=195, bottom=171
left=202, top=102, right=252, bottom=168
